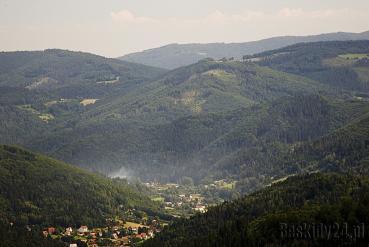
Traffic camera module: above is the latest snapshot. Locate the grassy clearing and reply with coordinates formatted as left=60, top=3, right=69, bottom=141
left=44, top=99, right=73, bottom=107
left=323, top=54, right=369, bottom=68
left=338, top=53, right=369, bottom=60
left=222, top=182, right=236, bottom=190
left=203, top=69, right=236, bottom=81
left=123, top=221, right=148, bottom=228
left=221, top=181, right=236, bottom=190
left=213, top=180, right=237, bottom=190
left=322, top=57, right=355, bottom=67
left=38, top=114, right=54, bottom=122
left=270, top=174, right=296, bottom=186
left=17, top=105, right=54, bottom=122
left=17, top=104, right=39, bottom=114
left=80, top=99, right=98, bottom=106
left=150, top=196, right=165, bottom=202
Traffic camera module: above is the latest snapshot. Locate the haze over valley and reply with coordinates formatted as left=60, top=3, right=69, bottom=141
left=1, top=0, right=369, bottom=246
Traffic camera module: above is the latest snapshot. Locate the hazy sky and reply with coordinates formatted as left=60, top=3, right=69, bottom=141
left=1, top=0, right=369, bottom=57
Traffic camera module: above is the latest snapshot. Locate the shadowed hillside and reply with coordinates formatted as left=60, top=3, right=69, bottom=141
left=144, top=173, right=369, bottom=246
left=0, top=145, right=161, bottom=228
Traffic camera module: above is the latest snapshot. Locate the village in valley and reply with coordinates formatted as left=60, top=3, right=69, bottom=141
left=40, top=179, right=236, bottom=246
left=145, top=179, right=237, bottom=217
left=42, top=213, right=164, bottom=247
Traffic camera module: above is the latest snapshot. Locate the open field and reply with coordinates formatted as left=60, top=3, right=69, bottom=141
left=38, top=114, right=54, bottom=122
left=338, top=53, right=369, bottom=60
left=150, top=196, right=165, bottom=202
left=80, top=99, right=98, bottom=106
left=123, top=221, right=148, bottom=228
left=323, top=54, right=369, bottom=67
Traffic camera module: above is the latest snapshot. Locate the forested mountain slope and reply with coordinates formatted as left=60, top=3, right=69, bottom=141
left=250, top=40, right=369, bottom=92
left=21, top=56, right=339, bottom=178
left=0, top=49, right=165, bottom=147
left=27, top=94, right=369, bottom=187
left=0, top=49, right=165, bottom=99
left=225, top=101, right=369, bottom=193
left=0, top=145, right=160, bottom=228
left=292, top=111, right=369, bottom=174
left=1, top=45, right=368, bottom=194
left=119, top=30, right=369, bottom=69
left=144, top=173, right=369, bottom=246
left=68, top=59, right=330, bottom=125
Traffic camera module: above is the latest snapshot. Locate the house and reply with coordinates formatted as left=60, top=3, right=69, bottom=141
left=133, top=233, right=148, bottom=240
left=194, top=205, right=206, bottom=213
left=135, top=234, right=143, bottom=239
left=131, top=227, right=138, bottom=234
left=77, top=225, right=89, bottom=233
left=47, top=227, right=56, bottom=235
left=122, top=237, right=130, bottom=245
left=65, top=227, right=73, bottom=236
left=148, top=230, right=154, bottom=238
left=69, top=244, right=78, bottom=247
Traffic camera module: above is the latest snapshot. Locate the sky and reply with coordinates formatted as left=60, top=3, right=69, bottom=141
left=0, top=0, right=369, bottom=57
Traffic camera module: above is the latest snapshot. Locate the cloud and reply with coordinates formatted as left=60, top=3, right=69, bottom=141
left=111, top=9, right=157, bottom=24
left=278, top=8, right=304, bottom=18
left=110, top=9, right=267, bottom=27
left=277, top=8, right=367, bottom=20
left=111, top=7, right=365, bottom=27
left=201, top=10, right=265, bottom=24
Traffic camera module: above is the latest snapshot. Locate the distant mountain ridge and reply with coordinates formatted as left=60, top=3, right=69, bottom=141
left=119, top=30, right=369, bottom=69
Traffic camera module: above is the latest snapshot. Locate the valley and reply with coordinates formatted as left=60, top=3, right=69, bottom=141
left=1, top=39, right=369, bottom=246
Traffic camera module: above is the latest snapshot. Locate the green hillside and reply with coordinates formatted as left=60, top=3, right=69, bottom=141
left=0, top=145, right=160, bottom=228
left=250, top=40, right=369, bottom=92
left=119, top=30, right=369, bottom=69
left=60, top=59, right=331, bottom=130
left=292, top=111, right=369, bottom=174
left=27, top=94, right=369, bottom=186
left=1, top=45, right=368, bottom=195
left=21, top=56, right=338, bottom=178
left=227, top=101, right=369, bottom=194
left=144, top=173, right=369, bottom=246
left=0, top=50, right=165, bottom=147
left=0, top=50, right=165, bottom=120
left=0, top=49, right=165, bottom=97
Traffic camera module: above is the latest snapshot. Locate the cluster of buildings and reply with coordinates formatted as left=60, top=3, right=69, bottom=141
left=165, top=193, right=207, bottom=213
left=42, top=222, right=160, bottom=247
